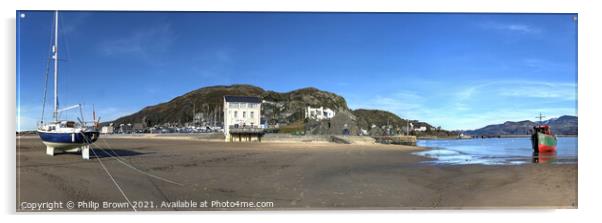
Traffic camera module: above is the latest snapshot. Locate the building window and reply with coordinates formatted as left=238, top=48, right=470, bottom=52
left=243, top=111, right=246, bottom=118
left=251, top=111, right=254, bottom=119
left=234, top=111, right=238, bottom=118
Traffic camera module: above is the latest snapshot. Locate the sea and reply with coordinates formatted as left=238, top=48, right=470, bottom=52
left=413, top=136, right=577, bottom=165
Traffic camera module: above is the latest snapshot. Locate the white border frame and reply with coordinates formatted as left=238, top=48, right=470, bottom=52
left=4, top=0, right=602, bottom=222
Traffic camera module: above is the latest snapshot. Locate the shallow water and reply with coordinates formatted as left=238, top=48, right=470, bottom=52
left=414, top=136, right=577, bottom=165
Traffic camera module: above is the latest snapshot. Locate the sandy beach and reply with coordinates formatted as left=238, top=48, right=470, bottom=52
left=16, top=136, right=577, bottom=211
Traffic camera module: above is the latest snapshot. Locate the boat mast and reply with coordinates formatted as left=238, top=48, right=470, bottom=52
left=52, top=11, right=59, bottom=122
left=536, top=113, right=545, bottom=124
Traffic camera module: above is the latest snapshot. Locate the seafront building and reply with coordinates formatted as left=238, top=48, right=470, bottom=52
left=100, top=126, right=114, bottom=134
left=223, top=96, right=263, bottom=142
left=413, top=126, right=428, bottom=132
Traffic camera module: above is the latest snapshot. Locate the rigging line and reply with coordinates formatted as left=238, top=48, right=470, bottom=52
left=96, top=138, right=183, bottom=186
left=40, top=53, right=51, bottom=123
left=55, top=13, right=68, bottom=114
left=40, top=15, right=55, bottom=124
left=58, top=12, right=72, bottom=63
left=80, top=133, right=137, bottom=211
left=58, top=13, right=70, bottom=93
left=89, top=148, right=137, bottom=211
left=98, top=145, right=184, bottom=186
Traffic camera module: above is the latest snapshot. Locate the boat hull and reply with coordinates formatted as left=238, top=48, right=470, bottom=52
left=38, top=131, right=99, bottom=150
left=532, top=132, right=557, bottom=153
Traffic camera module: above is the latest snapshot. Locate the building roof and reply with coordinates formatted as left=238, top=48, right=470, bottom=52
left=224, top=95, right=262, bottom=103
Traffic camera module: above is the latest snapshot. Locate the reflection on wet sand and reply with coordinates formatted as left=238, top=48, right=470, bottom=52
left=416, top=137, right=576, bottom=165
left=532, top=151, right=557, bottom=164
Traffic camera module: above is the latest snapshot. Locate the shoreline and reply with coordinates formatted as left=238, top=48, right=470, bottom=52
left=18, top=133, right=390, bottom=145
left=16, top=133, right=579, bottom=141
left=16, top=137, right=576, bottom=210
left=418, top=135, right=578, bottom=140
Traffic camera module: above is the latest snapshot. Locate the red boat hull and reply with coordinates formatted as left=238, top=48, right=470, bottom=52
left=538, top=144, right=557, bottom=153
left=532, top=131, right=557, bottom=153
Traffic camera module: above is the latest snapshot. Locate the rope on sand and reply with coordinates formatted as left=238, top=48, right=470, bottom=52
left=89, top=148, right=137, bottom=211
left=80, top=133, right=137, bottom=211
left=95, top=138, right=184, bottom=186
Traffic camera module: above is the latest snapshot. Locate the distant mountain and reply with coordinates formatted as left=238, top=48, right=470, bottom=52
left=465, top=115, right=577, bottom=136
left=545, top=115, right=578, bottom=135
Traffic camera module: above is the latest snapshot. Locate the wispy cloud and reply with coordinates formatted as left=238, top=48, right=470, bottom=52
left=16, top=104, right=42, bottom=131
left=99, top=23, right=175, bottom=62
left=480, top=21, right=543, bottom=34
left=463, top=80, right=576, bottom=101
left=16, top=115, right=39, bottom=132
left=16, top=102, right=137, bottom=130
left=426, top=107, right=577, bottom=131
left=440, top=80, right=576, bottom=129
left=349, top=90, right=429, bottom=119
left=347, top=79, right=576, bottom=131
left=96, top=107, right=136, bottom=123
left=521, top=58, right=572, bottom=73
left=497, top=83, right=576, bottom=100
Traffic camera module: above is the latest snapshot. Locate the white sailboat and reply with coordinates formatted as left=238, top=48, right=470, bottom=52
left=37, top=11, right=100, bottom=160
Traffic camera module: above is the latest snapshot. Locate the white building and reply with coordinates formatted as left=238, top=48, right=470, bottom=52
left=414, top=126, right=428, bottom=132
left=305, top=106, right=336, bottom=120
left=223, top=96, right=262, bottom=141
left=101, top=126, right=114, bottom=134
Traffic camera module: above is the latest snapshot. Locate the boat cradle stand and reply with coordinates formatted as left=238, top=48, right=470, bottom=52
left=46, top=145, right=91, bottom=160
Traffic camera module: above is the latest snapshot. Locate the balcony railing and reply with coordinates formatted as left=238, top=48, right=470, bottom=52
left=228, top=125, right=264, bottom=134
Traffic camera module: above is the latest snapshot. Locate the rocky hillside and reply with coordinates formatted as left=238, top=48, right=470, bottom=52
left=353, top=109, right=408, bottom=130
left=465, top=115, right=578, bottom=136
left=111, top=84, right=349, bottom=127
left=112, top=85, right=261, bottom=126
left=352, top=109, right=438, bottom=136
left=110, top=84, right=441, bottom=136
left=261, top=87, right=349, bottom=125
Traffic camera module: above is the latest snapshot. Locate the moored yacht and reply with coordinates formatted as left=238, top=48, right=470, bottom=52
left=36, top=11, right=100, bottom=159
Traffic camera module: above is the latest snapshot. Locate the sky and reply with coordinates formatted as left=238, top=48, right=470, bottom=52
left=16, top=11, right=578, bottom=131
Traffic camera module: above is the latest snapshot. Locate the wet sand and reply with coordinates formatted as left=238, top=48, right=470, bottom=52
left=16, top=136, right=577, bottom=211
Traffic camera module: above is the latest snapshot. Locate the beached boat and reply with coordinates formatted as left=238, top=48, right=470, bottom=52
left=36, top=11, right=99, bottom=159
left=531, top=114, right=557, bottom=153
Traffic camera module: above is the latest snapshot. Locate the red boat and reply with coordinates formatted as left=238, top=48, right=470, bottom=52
left=531, top=125, right=557, bottom=153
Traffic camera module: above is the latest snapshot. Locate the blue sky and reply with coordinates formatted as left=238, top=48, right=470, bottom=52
left=16, top=11, right=577, bottom=131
